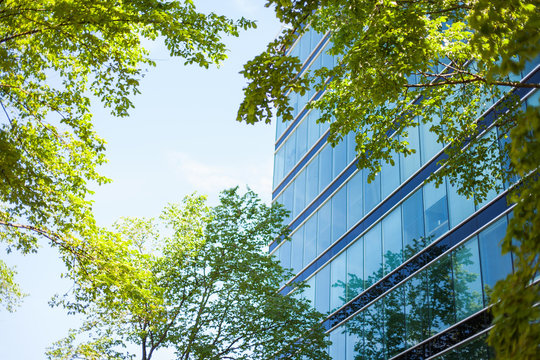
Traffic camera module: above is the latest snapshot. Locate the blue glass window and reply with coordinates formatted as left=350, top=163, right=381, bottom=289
left=420, top=112, right=443, bottom=164
left=310, top=29, right=324, bottom=50
left=346, top=325, right=362, bottom=360
left=322, top=44, right=334, bottom=69
left=453, top=238, right=483, bottom=320
left=304, top=276, right=316, bottom=306
left=382, top=206, right=403, bottom=273
left=300, top=29, right=312, bottom=62
left=333, top=138, right=348, bottom=178
left=306, top=158, right=319, bottom=205
left=315, top=265, right=330, bottom=314
left=329, top=328, right=346, bottom=359
left=273, top=147, right=284, bottom=189
left=385, top=284, right=407, bottom=358
left=475, top=128, right=504, bottom=210
left=284, top=133, right=296, bottom=175
left=317, top=201, right=332, bottom=255
left=295, top=118, right=308, bottom=163
left=381, top=151, right=400, bottom=199
left=423, top=179, right=449, bottom=241
left=347, top=172, right=363, bottom=228
left=319, top=145, right=333, bottom=193
left=290, top=227, right=304, bottom=275
left=332, top=185, right=347, bottom=242
left=363, top=300, right=386, bottom=358
left=428, top=253, right=455, bottom=334
left=279, top=239, right=291, bottom=271
left=479, top=216, right=513, bottom=303
left=347, top=132, right=356, bottom=164
left=282, top=186, right=294, bottom=223
left=405, top=268, right=430, bottom=346
left=303, top=215, right=317, bottom=267
left=293, top=170, right=306, bottom=218
left=402, top=190, right=425, bottom=256
left=330, top=252, right=347, bottom=312
left=346, top=237, right=364, bottom=300
left=307, top=110, right=320, bottom=148
left=400, top=125, right=421, bottom=181
left=447, top=180, right=475, bottom=228
left=363, top=170, right=381, bottom=214
left=364, top=223, right=382, bottom=286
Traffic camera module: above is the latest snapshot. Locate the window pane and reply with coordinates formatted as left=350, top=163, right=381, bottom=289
left=402, top=190, right=425, bottom=257
left=318, top=201, right=332, bottom=255
left=296, top=118, right=308, bottom=163
left=420, top=112, right=443, bottom=164
left=347, top=172, right=363, bottom=228
left=364, top=170, right=381, bottom=214
left=475, top=128, right=504, bottom=209
left=428, top=253, right=455, bottom=335
left=319, top=145, right=333, bottom=192
left=284, top=134, right=296, bottom=175
left=273, top=147, right=285, bottom=189
left=315, top=265, right=330, bottom=314
left=423, top=179, right=449, bottom=241
left=405, top=269, right=430, bottom=347
left=279, top=240, right=291, bottom=271
left=332, top=185, right=347, bottom=242
left=385, top=285, right=407, bottom=358
left=400, top=126, right=421, bottom=180
left=347, top=237, right=364, bottom=301
left=291, top=227, right=304, bottom=275
left=322, top=44, right=334, bottom=68
left=311, top=29, right=324, bottom=49
left=453, top=238, right=483, bottom=320
left=381, top=151, right=400, bottom=198
left=333, top=138, right=348, bottom=178
left=304, top=276, right=316, bottom=306
left=306, top=159, right=319, bottom=204
left=383, top=206, right=403, bottom=273
left=293, top=170, right=306, bottom=218
left=345, top=322, right=363, bottom=360
left=347, top=132, right=357, bottom=164
left=307, top=110, right=320, bottom=148
left=479, top=216, right=512, bottom=303
left=304, top=216, right=317, bottom=267
left=364, top=223, right=382, bottom=286
left=363, top=300, right=386, bottom=359
left=329, top=328, right=346, bottom=359
left=282, top=186, right=294, bottom=223
left=300, top=29, right=311, bottom=62
left=432, top=333, right=489, bottom=360
left=331, top=252, right=347, bottom=312
left=447, top=180, right=475, bottom=228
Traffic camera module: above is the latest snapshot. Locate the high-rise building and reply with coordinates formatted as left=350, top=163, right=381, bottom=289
left=270, top=25, right=539, bottom=359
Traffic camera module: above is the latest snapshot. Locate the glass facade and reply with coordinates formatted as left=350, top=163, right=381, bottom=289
left=271, top=25, right=540, bottom=359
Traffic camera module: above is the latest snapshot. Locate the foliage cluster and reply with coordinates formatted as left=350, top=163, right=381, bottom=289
left=0, top=0, right=254, bottom=311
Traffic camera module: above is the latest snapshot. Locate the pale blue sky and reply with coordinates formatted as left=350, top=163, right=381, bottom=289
left=0, top=2, right=281, bottom=359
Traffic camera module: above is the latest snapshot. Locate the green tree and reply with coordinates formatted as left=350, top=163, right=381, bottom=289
left=237, top=1, right=539, bottom=358
left=46, top=189, right=330, bottom=360
left=0, top=0, right=255, bottom=311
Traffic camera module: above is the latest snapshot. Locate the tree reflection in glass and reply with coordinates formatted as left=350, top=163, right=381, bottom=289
left=328, top=235, right=484, bottom=359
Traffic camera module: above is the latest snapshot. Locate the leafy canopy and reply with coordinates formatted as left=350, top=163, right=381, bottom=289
left=0, top=0, right=254, bottom=311
left=47, top=189, right=330, bottom=360
left=237, top=1, right=539, bottom=359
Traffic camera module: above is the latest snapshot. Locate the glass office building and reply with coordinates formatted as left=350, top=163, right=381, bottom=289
left=270, top=26, right=540, bottom=359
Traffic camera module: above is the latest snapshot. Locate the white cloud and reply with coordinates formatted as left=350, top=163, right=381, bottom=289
left=168, top=152, right=273, bottom=204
